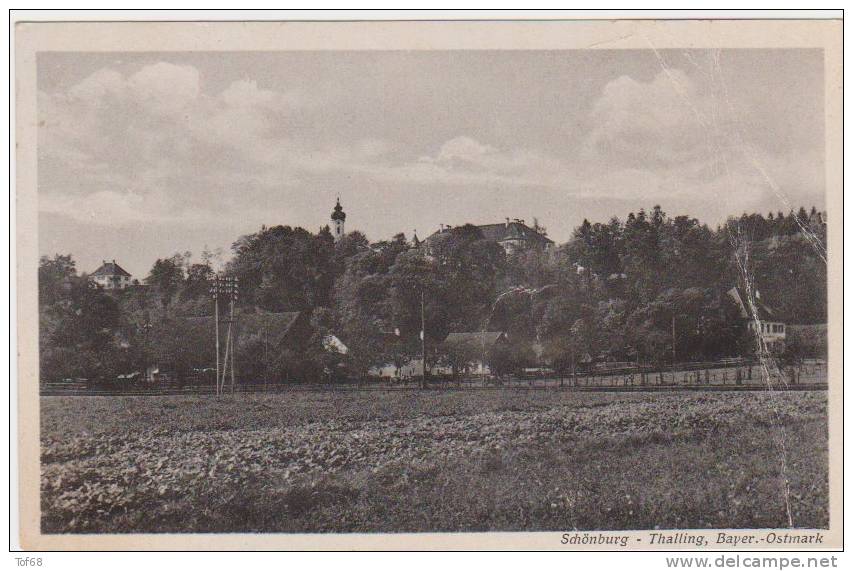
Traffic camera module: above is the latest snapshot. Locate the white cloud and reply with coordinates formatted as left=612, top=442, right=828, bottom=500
left=68, top=69, right=125, bottom=103
left=38, top=62, right=308, bottom=227
left=576, top=67, right=823, bottom=208
left=432, top=136, right=496, bottom=164
left=281, top=135, right=564, bottom=189
left=221, top=79, right=276, bottom=108
left=370, top=135, right=567, bottom=187
left=126, top=62, right=201, bottom=115
left=41, top=190, right=150, bottom=225
left=38, top=59, right=823, bottom=235
left=584, top=69, right=714, bottom=169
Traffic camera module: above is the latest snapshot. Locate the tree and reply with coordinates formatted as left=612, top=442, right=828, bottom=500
left=147, top=316, right=211, bottom=381
left=567, top=217, right=624, bottom=280
left=38, top=254, right=76, bottom=306
left=38, top=260, right=129, bottom=382
left=747, top=234, right=827, bottom=324
left=145, top=254, right=188, bottom=307
left=333, top=245, right=406, bottom=375
left=488, top=339, right=535, bottom=378
left=176, top=261, right=216, bottom=317
left=228, top=225, right=336, bottom=311
left=37, top=202, right=829, bottom=383
left=440, top=336, right=484, bottom=377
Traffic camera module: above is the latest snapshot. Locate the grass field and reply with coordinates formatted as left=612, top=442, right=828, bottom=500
left=40, top=390, right=828, bottom=533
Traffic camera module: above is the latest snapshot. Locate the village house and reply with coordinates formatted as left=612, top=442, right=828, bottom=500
left=90, top=259, right=133, bottom=290
left=141, top=310, right=313, bottom=384
left=726, top=286, right=786, bottom=353
left=442, top=331, right=509, bottom=376
left=369, top=359, right=423, bottom=381
left=322, top=334, right=349, bottom=355
left=368, top=358, right=456, bottom=381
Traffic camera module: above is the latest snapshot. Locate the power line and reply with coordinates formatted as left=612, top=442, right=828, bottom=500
left=210, top=275, right=239, bottom=395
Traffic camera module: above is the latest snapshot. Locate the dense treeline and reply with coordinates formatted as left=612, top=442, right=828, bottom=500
left=38, top=206, right=827, bottom=383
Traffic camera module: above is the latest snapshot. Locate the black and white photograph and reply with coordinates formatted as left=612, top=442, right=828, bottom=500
left=13, top=15, right=843, bottom=551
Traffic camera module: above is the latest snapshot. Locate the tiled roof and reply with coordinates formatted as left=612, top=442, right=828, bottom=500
left=476, top=222, right=553, bottom=245
left=426, top=221, right=553, bottom=246
left=726, top=287, right=776, bottom=321
left=184, top=311, right=304, bottom=344
left=91, top=261, right=131, bottom=277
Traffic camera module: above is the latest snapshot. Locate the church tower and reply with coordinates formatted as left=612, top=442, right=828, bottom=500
left=331, top=197, right=346, bottom=241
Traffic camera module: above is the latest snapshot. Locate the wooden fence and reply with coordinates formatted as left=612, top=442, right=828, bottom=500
left=39, top=359, right=827, bottom=396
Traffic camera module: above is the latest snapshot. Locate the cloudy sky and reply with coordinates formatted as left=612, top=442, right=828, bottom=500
left=37, top=49, right=825, bottom=278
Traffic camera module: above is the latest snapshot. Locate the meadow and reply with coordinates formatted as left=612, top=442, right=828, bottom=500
left=40, top=390, right=828, bottom=533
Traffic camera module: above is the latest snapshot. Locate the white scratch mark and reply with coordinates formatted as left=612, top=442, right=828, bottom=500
left=711, top=49, right=827, bottom=265
left=730, top=226, right=795, bottom=528
left=643, top=38, right=801, bottom=528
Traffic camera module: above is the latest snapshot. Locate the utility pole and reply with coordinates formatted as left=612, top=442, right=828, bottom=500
left=211, top=275, right=239, bottom=395
left=482, top=332, right=487, bottom=386
left=229, top=279, right=237, bottom=393
left=211, top=280, right=220, bottom=393
left=421, top=289, right=426, bottom=389
left=215, top=292, right=220, bottom=391
left=220, top=322, right=230, bottom=394
left=671, top=314, right=677, bottom=366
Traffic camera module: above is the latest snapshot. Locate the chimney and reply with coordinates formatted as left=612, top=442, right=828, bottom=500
left=505, top=217, right=510, bottom=228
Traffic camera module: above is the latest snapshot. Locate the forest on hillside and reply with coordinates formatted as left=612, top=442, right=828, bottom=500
left=38, top=206, right=827, bottom=383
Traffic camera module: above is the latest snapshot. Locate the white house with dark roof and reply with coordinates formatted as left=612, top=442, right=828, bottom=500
left=425, top=218, right=554, bottom=256
left=726, top=286, right=786, bottom=352
left=443, top=331, right=509, bottom=375
left=90, top=260, right=132, bottom=290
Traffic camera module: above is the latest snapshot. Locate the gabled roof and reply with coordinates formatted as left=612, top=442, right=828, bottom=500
left=184, top=311, right=304, bottom=345
left=444, top=331, right=506, bottom=349
left=91, top=260, right=131, bottom=277
left=244, top=312, right=303, bottom=341
left=475, top=222, right=554, bottom=245
left=426, top=221, right=553, bottom=246
left=726, top=287, right=777, bottom=321
left=322, top=334, right=349, bottom=354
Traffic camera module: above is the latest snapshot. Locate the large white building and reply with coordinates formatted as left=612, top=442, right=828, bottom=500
left=425, top=218, right=554, bottom=255
left=90, top=260, right=132, bottom=290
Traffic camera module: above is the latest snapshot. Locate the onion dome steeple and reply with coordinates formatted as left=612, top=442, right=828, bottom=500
left=331, top=197, right=346, bottom=241
left=331, top=198, right=346, bottom=222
